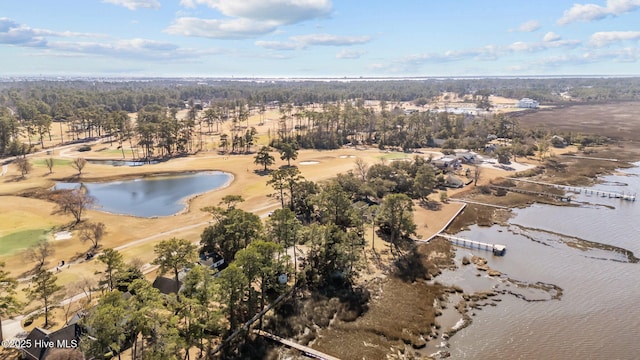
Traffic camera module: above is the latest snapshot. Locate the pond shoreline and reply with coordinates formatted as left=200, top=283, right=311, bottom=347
left=54, top=171, right=234, bottom=218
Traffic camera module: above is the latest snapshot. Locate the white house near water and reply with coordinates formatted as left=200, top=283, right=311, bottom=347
left=517, top=98, right=539, bottom=108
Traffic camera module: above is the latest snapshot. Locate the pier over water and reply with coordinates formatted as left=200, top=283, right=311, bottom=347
left=507, top=178, right=636, bottom=202
left=437, top=234, right=506, bottom=256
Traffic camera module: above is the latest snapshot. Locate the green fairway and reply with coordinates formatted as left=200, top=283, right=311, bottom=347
left=101, top=148, right=128, bottom=155
left=379, top=152, right=411, bottom=161
left=31, top=158, right=72, bottom=167
left=0, top=228, right=50, bottom=256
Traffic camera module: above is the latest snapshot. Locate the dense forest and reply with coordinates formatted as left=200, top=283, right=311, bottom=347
left=2, top=77, right=634, bottom=159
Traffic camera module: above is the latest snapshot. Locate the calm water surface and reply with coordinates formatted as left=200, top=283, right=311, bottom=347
left=438, top=163, right=640, bottom=359
left=56, top=171, right=232, bottom=217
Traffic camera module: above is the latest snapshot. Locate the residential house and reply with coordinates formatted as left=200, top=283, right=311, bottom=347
left=152, top=275, right=184, bottom=295
left=433, top=156, right=460, bottom=171
left=199, top=252, right=226, bottom=272
left=455, top=151, right=478, bottom=164
left=445, top=174, right=465, bottom=188
left=517, top=98, right=539, bottom=108
left=22, top=324, right=83, bottom=360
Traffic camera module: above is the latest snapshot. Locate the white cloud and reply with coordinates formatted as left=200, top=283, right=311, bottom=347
left=166, top=17, right=279, bottom=39
left=589, top=31, right=640, bottom=47
left=254, top=40, right=299, bottom=50
left=179, top=0, right=332, bottom=24
left=255, top=33, right=371, bottom=50
left=583, top=47, right=639, bottom=62
left=0, top=18, right=103, bottom=47
left=289, top=34, right=370, bottom=46
left=171, top=0, right=332, bottom=39
left=557, top=0, right=640, bottom=25
left=0, top=18, right=213, bottom=63
left=0, top=18, right=46, bottom=46
left=509, top=33, right=580, bottom=52
left=508, top=39, right=581, bottom=52
left=384, top=35, right=583, bottom=73
left=47, top=38, right=220, bottom=61
left=543, top=32, right=561, bottom=42
left=510, top=20, right=540, bottom=32
left=336, top=49, right=365, bottom=59
left=102, top=0, right=161, bottom=10
left=397, top=46, right=498, bottom=69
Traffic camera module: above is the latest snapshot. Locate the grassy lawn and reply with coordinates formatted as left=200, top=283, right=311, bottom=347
left=31, top=158, right=73, bottom=167
left=99, top=148, right=128, bottom=155
left=0, top=228, right=50, bottom=256
left=379, top=152, right=411, bottom=161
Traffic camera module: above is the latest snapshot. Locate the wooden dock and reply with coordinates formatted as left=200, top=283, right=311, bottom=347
left=489, top=185, right=572, bottom=202
left=437, top=234, right=506, bottom=256
left=253, top=330, right=341, bottom=360
left=507, top=178, right=636, bottom=201
left=449, top=198, right=512, bottom=210
left=560, top=154, right=619, bottom=162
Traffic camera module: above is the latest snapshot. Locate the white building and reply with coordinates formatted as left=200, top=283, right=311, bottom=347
left=517, top=98, right=539, bottom=108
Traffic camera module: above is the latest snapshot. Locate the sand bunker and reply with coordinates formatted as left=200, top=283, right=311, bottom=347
left=54, top=231, right=72, bottom=241
left=339, top=155, right=355, bottom=159
left=299, top=161, right=320, bottom=165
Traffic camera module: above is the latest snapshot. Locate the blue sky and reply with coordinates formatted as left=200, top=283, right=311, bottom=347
left=1, top=0, right=639, bottom=77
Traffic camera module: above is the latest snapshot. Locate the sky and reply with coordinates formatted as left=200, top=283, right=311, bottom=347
left=1, top=0, right=640, bottom=78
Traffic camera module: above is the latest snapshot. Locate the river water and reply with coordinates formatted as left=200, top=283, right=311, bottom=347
left=437, top=163, right=640, bottom=359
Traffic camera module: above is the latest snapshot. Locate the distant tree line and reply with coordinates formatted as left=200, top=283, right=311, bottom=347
left=2, top=77, right=638, bottom=158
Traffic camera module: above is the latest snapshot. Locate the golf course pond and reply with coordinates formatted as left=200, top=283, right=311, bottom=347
left=54, top=171, right=232, bottom=217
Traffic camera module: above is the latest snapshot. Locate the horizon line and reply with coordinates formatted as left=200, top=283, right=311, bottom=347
left=2, top=74, right=639, bottom=82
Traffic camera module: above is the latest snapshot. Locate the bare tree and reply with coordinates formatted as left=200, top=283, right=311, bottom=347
left=44, top=157, right=55, bottom=174
left=53, top=189, right=96, bottom=224
left=354, top=157, right=369, bottom=181
left=473, top=164, right=483, bottom=186
left=75, top=276, right=97, bottom=305
left=62, top=284, right=80, bottom=326
left=27, top=239, right=55, bottom=272
left=15, top=157, right=32, bottom=178
left=79, top=221, right=106, bottom=250
left=71, top=157, right=87, bottom=175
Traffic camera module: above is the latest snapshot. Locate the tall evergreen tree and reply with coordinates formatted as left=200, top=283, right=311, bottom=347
left=152, top=238, right=198, bottom=298
left=254, top=146, right=275, bottom=171
left=0, top=262, right=21, bottom=341
left=25, top=268, right=62, bottom=328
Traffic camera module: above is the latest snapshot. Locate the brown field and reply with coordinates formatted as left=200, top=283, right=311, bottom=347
left=516, top=101, right=640, bottom=144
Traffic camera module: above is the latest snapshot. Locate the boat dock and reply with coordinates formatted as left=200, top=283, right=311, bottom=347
left=449, top=198, right=512, bottom=210
left=489, top=184, right=572, bottom=201
left=253, top=330, right=341, bottom=360
left=560, top=154, right=619, bottom=162
left=437, top=233, right=506, bottom=256
left=413, top=202, right=506, bottom=255
left=507, top=178, right=636, bottom=201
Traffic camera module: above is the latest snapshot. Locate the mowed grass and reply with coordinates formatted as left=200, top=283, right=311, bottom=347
left=0, top=228, right=49, bottom=256
left=100, top=148, right=129, bottom=155
left=379, top=152, right=411, bottom=160
left=31, top=158, right=72, bottom=167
